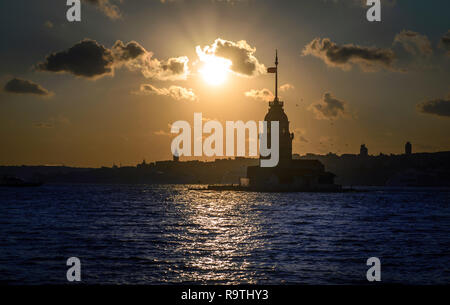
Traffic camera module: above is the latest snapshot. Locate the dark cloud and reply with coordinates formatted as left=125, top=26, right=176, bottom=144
left=36, top=39, right=115, bottom=79
left=110, top=39, right=190, bottom=80
left=302, top=38, right=396, bottom=72
left=36, top=39, right=190, bottom=80
left=417, top=96, right=450, bottom=117
left=196, top=38, right=265, bottom=77
left=162, top=57, right=187, bottom=75
left=309, top=92, right=348, bottom=120
left=4, top=78, right=52, bottom=96
left=111, top=40, right=146, bottom=61
left=82, top=0, right=122, bottom=20
left=112, top=40, right=190, bottom=80
left=440, top=30, right=450, bottom=55
left=394, top=30, right=433, bottom=57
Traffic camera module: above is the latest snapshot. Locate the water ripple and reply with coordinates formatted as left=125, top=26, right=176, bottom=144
left=0, top=184, right=449, bottom=284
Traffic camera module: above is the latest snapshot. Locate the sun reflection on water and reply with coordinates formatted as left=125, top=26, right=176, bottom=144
left=163, top=189, right=268, bottom=284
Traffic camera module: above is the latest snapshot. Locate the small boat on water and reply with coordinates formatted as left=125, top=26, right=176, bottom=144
left=0, top=175, right=43, bottom=187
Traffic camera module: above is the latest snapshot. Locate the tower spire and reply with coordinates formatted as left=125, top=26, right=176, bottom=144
left=266, top=50, right=279, bottom=103
left=275, top=49, right=278, bottom=101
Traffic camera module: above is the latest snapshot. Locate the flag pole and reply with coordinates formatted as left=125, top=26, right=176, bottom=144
left=275, top=49, right=278, bottom=101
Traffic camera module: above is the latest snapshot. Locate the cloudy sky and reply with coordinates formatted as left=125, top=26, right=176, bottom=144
left=0, top=0, right=449, bottom=167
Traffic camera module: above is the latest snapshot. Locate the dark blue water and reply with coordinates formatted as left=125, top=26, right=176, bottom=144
left=0, top=184, right=449, bottom=284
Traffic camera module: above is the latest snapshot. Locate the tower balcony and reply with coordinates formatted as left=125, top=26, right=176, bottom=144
left=269, top=100, right=283, bottom=107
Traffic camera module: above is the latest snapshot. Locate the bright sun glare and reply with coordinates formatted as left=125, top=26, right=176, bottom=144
left=199, top=55, right=232, bottom=86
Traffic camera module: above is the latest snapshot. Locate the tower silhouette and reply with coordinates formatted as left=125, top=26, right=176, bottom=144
left=245, top=50, right=339, bottom=191
left=261, top=50, right=294, bottom=165
left=405, top=142, right=412, bottom=155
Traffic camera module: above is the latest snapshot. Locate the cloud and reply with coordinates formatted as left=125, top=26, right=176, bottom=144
left=135, top=84, right=198, bottom=102
left=83, top=0, right=122, bottom=20
left=244, top=88, right=274, bottom=102
left=308, top=92, right=348, bottom=120
left=417, top=95, right=450, bottom=118
left=140, top=56, right=190, bottom=81
left=394, top=30, right=433, bottom=57
left=279, top=83, right=295, bottom=92
left=302, top=38, right=396, bottom=72
left=113, top=40, right=189, bottom=80
left=196, top=38, right=265, bottom=77
left=245, top=85, right=292, bottom=101
left=36, top=39, right=190, bottom=80
left=111, top=40, right=147, bottom=61
left=3, top=78, right=53, bottom=96
left=36, top=39, right=115, bottom=79
left=440, top=30, right=450, bottom=56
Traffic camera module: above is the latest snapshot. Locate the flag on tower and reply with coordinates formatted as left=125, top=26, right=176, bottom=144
left=267, top=67, right=277, bottom=73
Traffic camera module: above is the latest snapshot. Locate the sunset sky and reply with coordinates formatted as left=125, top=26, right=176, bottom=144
left=0, top=0, right=449, bottom=167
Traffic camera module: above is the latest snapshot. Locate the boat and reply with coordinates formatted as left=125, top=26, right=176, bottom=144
left=0, top=175, right=43, bottom=187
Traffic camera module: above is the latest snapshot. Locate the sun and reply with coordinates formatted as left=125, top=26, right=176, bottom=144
left=199, top=55, right=232, bottom=86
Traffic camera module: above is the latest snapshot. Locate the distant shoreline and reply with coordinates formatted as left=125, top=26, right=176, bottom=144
left=1, top=150, right=450, bottom=187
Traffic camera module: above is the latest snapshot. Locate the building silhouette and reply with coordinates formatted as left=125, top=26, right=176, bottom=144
left=405, top=142, right=412, bottom=155
left=245, top=51, right=339, bottom=191
left=360, top=144, right=368, bottom=157
left=261, top=52, right=294, bottom=166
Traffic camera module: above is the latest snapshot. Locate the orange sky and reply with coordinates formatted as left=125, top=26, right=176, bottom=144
left=0, top=0, right=449, bottom=167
